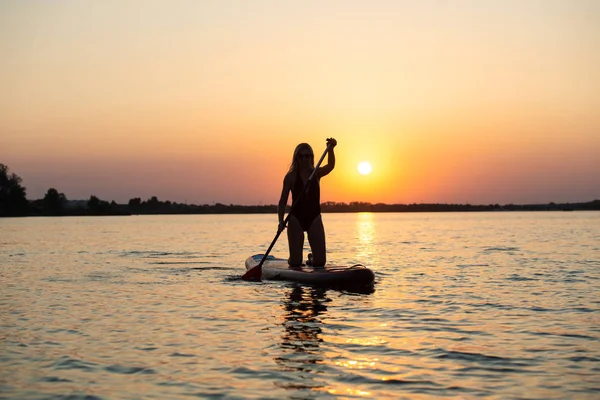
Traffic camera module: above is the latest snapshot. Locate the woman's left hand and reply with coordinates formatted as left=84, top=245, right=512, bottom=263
left=326, top=137, right=337, bottom=149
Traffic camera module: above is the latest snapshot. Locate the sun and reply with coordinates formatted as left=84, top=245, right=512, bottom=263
left=357, top=161, right=372, bottom=175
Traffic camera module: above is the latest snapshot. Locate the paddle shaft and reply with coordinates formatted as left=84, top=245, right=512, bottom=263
left=245, top=143, right=332, bottom=277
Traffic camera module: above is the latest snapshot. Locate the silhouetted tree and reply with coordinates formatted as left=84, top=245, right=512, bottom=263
left=43, top=188, right=67, bottom=215
left=128, top=197, right=141, bottom=214
left=88, top=195, right=111, bottom=215
left=0, top=163, right=29, bottom=216
left=88, top=195, right=99, bottom=209
left=148, top=196, right=159, bottom=208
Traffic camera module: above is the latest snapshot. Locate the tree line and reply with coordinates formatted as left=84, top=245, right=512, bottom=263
left=1, top=163, right=599, bottom=217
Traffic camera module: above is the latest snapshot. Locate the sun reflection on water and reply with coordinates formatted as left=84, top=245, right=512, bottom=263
left=356, top=212, right=377, bottom=261
left=334, top=357, right=378, bottom=369
left=344, top=336, right=387, bottom=346
left=326, top=387, right=372, bottom=397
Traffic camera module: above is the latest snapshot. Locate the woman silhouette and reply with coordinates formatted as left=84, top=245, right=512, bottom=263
left=277, top=138, right=337, bottom=267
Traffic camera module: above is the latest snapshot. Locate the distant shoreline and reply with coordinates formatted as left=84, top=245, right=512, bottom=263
left=7, top=199, right=600, bottom=217
left=2, top=163, right=599, bottom=217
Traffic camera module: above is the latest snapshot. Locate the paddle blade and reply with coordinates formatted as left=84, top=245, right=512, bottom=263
left=242, top=265, right=262, bottom=281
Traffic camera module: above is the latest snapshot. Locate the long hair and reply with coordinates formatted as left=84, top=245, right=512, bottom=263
left=288, top=143, right=314, bottom=173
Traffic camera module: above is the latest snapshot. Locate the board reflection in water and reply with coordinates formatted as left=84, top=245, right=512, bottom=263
left=275, top=285, right=330, bottom=391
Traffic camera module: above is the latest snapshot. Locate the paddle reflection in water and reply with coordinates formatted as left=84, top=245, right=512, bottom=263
left=274, top=284, right=330, bottom=392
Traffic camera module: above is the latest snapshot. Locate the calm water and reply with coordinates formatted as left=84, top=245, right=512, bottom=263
left=1, top=212, right=599, bottom=399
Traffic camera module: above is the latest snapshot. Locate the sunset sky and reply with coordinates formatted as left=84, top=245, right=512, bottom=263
left=2, top=0, right=599, bottom=205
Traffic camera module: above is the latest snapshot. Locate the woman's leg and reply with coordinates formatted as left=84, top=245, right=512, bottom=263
left=287, top=215, right=304, bottom=266
left=307, top=214, right=326, bottom=266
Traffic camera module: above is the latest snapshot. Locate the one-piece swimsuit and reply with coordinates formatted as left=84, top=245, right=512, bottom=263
left=290, top=168, right=321, bottom=232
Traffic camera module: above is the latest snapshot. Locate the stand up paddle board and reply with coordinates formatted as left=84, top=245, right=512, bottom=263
left=244, top=254, right=375, bottom=289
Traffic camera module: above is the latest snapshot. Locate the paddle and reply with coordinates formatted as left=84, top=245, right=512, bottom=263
left=242, top=142, right=333, bottom=282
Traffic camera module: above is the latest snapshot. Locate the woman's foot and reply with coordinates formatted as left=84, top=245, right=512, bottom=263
left=306, top=253, right=313, bottom=266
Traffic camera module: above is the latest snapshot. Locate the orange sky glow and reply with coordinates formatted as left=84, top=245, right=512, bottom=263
left=2, top=1, right=599, bottom=205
